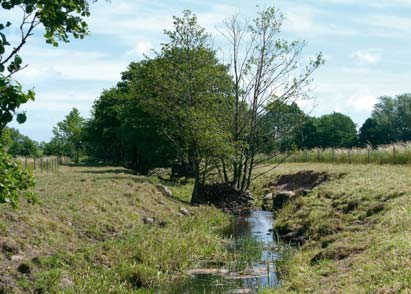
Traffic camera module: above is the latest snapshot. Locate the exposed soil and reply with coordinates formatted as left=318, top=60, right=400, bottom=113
left=197, top=183, right=254, bottom=215
left=264, top=170, right=343, bottom=244
left=264, top=170, right=333, bottom=193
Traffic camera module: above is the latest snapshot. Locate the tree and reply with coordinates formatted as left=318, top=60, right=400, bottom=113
left=359, top=94, right=411, bottom=146
left=257, top=101, right=308, bottom=153
left=51, top=108, right=85, bottom=163
left=143, top=11, right=233, bottom=203
left=315, top=112, right=357, bottom=148
left=6, top=128, right=40, bottom=157
left=85, top=78, right=177, bottom=173
left=222, top=7, right=323, bottom=190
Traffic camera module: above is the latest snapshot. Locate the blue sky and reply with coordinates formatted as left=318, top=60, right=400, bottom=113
left=3, top=0, right=411, bottom=142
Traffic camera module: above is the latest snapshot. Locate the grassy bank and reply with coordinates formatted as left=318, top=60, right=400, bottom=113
left=256, top=163, right=411, bottom=293
left=0, top=164, right=232, bottom=293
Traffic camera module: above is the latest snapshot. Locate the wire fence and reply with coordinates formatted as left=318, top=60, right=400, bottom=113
left=269, top=142, right=411, bottom=165
left=15, top=156, right=72, bottom=173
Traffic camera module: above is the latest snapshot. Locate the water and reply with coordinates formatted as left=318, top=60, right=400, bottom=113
left=169, top=210, right=281, bottom=293
left=228, top=210, right=281, bottom=290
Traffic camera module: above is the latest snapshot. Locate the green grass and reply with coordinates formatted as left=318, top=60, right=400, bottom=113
left=255, top=163, right=411, bottom=293
left=0, top=164, right=233, bottom=293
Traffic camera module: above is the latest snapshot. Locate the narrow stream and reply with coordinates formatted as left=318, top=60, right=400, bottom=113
left=170, top=210, right=282, bottom=293
left=229, top=210, right=281, bottom=290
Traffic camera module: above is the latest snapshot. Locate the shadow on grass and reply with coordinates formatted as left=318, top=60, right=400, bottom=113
left=80, top=169, right=137, bottom=176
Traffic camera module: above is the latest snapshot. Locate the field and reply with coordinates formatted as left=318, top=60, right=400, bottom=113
left=270, top=142, right=411, bottom=165
left=2, top=162, right=411, bottom=293
left=256, top=163, right=411, bottom=293
left=0, top=164, right=232, bottom=293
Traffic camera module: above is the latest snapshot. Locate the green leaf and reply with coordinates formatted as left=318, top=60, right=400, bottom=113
left=16, top=113, right=27, bottom=124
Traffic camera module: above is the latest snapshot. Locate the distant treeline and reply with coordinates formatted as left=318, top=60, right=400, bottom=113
left=4, top=94, right=411, bottom=167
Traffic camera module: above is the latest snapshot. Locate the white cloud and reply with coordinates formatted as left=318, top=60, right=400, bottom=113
left=347, top=90, right=377, bottom=112
left=283, top=4, right=357, bottom=36
left=350, top=49, right=382, bottom=65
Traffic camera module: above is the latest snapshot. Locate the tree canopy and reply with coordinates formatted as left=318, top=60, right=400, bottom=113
left=359, top=94, right=411, bottom=146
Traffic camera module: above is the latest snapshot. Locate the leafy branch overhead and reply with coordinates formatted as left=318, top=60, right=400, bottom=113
left=0, top=0, right=94, bottom=133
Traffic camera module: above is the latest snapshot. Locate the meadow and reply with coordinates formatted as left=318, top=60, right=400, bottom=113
left=255, top=163, right=411, bottom=293
left=0, top=164, right=234, bottom=293
left=2, top=161, right=411, bottom=293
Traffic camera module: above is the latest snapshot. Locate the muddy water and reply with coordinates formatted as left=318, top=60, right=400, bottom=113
left=171, top=210, right=281, bottom=293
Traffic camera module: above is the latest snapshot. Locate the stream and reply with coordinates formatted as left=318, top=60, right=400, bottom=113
left=170, top=210, right=282, bottom=293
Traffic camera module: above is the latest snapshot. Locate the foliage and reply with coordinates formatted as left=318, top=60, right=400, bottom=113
left=0, top=0, right=94, bottom=132
left=0, top=147, right=35, bottom=207
left=314, top=112, right=357, bottom=148
left=257, top=101, right=309, bottom=153
left=1, top=0, right=95, bottom=206
left=2, top=127, right=40, bottom=157
left=85, top=70, right=177, bottom=173
left=359, top=94, right=411, bottom=146
left=86, top=11, right=234, bottom=202
left=87, top=7, right=322, bottom=203
left=222, top=7, right=323, bottom=191
left=48, top=108, right=85, bottom=163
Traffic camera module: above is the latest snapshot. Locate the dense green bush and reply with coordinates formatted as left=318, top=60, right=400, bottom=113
left=0, top=147, right=36, bottom=207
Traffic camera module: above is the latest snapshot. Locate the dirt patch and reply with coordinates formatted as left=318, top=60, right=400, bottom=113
left=267, top=171, right=343, bottom=244
left=265, top=170, right=333, bottom=193
left=197, top=183, right=254, bottom=215
left=311, top=245, right=365, bottom=265
left=263, top=171, right=336, bottom=213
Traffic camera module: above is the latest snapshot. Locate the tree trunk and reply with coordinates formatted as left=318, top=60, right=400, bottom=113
left=190, top=160, right=202, bottom=204
left=75, top=147, right=79, bottom=164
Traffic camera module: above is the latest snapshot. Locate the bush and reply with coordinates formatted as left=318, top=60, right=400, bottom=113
left=0, top=147, right=36, bottom=207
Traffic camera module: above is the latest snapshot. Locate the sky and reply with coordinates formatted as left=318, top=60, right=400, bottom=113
left=2, top=0, right=411, bottom=142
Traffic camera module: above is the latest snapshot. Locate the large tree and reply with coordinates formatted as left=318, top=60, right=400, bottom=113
left=143, top=11, right=233, bottom=203
left=222, top=7, right=323, bottom=190
left=315, top=112, right=357, bottom=148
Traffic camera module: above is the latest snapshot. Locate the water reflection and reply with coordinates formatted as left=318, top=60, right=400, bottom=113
left=227, top=210, right=281, bottom=290
left=168, top=210, right=282, bottom=293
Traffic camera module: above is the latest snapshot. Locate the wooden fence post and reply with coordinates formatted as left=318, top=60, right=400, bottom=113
left=24, top=157, right=27, bottom=169
left=317, top=149, right=320, bottom=162
left=367, top=148, right=370, bottom=164
left=46, top=158, right=49, bottom=173
left=40, top=158, right=43, bottom=173
left=34, top=158, right=36, bottom=171
left=393, top=146, right=396, bottom=164
left=348, top=150, right=351, bottom=164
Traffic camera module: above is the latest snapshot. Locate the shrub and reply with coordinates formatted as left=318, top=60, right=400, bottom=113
left=0, top=147, right=36, bottom=207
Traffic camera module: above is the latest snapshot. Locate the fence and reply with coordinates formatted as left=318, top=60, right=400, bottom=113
left=270, top=142, right=411, bottom=165
left=16, top=156, right=71, bottom=173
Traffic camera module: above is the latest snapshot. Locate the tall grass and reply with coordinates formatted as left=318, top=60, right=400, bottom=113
left=15, top=156, right=71, bottom=172
left=269, top=142, right=411, bottom=165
